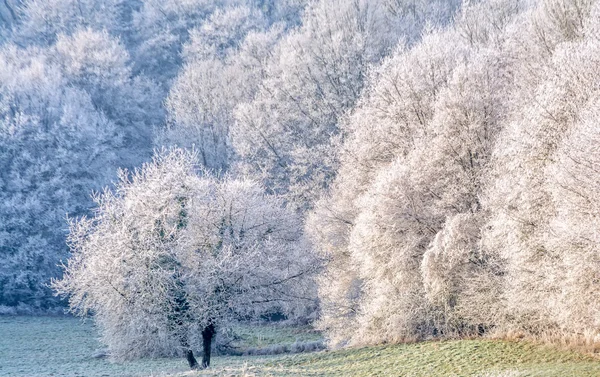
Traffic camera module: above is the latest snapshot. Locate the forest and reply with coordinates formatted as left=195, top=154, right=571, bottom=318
left=0, top=0, right=599, bottom=371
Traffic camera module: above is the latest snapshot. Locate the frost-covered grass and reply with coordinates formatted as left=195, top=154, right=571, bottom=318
left=0, top=316, right=320, bottom=377
left=0, top=316, right=188, bottom=377
left=1, top=316, right=599, bottom=377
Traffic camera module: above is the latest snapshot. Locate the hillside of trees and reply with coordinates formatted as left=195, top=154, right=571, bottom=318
left=1, top=0, right=598, bottom=355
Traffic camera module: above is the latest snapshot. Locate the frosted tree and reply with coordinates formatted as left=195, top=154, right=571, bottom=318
left=0, top=44, right=119, bottom=308
left=128, top=0, right=298, bottom=88
left=54, top=28, right=164, bottom=168
left=230, top=0, right=307, bottom=24
left=0, top=26, right=163, bottom=309
left=14, top=0, right=125, bottom=44
left=183, top=5, right=268, bottom=61
left=481, top=0, right=599, bottom=339
left=128, top=0, right=221, bottom=86
left=232, top=0, right=460, bottom=210
left=546, top=100, right=600, bottom=340
left=309, top=0, right=521, bottom=345
left=54, top=149, right=319, bottom=368
left=160, top=0, right=315, bottom=172
left=160, top=6, right=281, bottom=171
left=307, top=28, right=467, bottom=344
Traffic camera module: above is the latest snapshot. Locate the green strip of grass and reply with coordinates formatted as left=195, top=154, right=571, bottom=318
left=191, top=339, right=600, bottom=377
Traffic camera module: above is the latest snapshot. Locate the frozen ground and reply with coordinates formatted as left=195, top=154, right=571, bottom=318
left=0, top=316, right=321, bottom=377
left=0, top=316, right=188, bottom=377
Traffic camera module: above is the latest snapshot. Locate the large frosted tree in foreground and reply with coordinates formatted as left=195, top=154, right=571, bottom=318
left=53, top=149, right=319, bottom=368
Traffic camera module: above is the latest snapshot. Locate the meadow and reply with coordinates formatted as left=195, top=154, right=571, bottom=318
left=1, top=316, right=599, bottom=377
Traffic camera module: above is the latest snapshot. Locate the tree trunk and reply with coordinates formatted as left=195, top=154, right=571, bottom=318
left=201, top=323, right=216, bottom=368
left=186, top=349, right=199, bottom=370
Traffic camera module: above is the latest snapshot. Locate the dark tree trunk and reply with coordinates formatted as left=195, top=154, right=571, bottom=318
left=186, top=349, right=200, bottom=370
left=201, top=323, right=216, bottom=368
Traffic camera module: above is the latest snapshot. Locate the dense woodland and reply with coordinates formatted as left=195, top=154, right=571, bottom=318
left=0, top=0, right=599, bottom=361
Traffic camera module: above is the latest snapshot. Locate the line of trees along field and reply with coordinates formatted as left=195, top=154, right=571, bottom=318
left=0, top=0, right=599, bottom=366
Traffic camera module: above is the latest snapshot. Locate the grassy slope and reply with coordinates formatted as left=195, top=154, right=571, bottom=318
left=185, top=340, right=600, bottom=377
left=1, top=316, right=598, bottom=377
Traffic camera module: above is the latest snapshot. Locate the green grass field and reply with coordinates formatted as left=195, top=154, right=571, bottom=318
left=0, top=316, right=598, bottom=377
left=184, top=340, right=600, bottom=377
